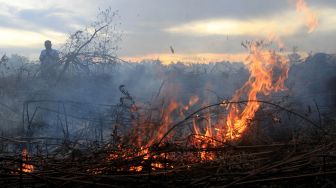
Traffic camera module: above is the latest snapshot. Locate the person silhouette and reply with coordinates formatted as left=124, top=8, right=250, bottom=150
left=39, top=40, right=60, bottom=79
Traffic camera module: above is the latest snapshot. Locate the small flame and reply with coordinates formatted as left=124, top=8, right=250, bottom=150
left=145, top=100, right=179, bottom=147
left=151, top=162, right=165, bottom=170
left=20, top=148, right=34, bottom=173
left=129, top=166, right=143, bottom=172
left=192, top=114, right=216, bottom=161
left=128, top=147, right=167, bottom=172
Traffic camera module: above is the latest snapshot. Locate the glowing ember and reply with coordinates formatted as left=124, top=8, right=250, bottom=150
left=151, top=162, right=164, bottom=170
left=128, top=147, right=168, bottom=172
left=129, top=166, right=143, bottom=172
left=20, top=148, right=34, bottom=173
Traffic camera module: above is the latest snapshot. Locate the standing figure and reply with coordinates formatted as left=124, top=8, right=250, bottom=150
left=39, top=40, right=60, bottom=80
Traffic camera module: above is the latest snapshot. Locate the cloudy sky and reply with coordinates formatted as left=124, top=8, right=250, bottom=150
left=0, top=0, right=335, bottom=63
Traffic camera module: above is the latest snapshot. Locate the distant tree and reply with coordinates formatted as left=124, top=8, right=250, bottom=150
left=58, top=8, right=123, bottom=78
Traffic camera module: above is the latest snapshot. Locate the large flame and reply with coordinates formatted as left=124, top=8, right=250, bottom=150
left=222, top=0, right=317, bottom=140
left=225, top=40, right=289, bottom=140
left=295, top=0, right=318, bottom=33
left=106, top=0, right=319, bottom=166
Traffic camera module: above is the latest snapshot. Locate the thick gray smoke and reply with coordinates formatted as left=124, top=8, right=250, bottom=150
left=0, top=52, right=335, bottom=144
left=0, top=55, right=248, bottom=139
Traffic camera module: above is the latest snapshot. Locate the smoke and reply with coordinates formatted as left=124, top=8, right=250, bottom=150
left=0, top=56, right=248, bottom=137
left=0, top=51, right=335, bottom=145
left=0, top=3, right=331, bottom=144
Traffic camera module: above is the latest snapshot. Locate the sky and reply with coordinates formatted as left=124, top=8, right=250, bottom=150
left=0, top=0, right=335, bottom=63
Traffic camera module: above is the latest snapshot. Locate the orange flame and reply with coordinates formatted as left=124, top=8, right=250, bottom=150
left=128, top=147, right=167, bottom=172
left=21, top=148, right=34, bottom=173
left=106, top=0, right=320, bottom=166
left=225, top=41, right=289, bottom=140
left=192, top=111, right=216, bottom=161
left=146, top=100, right=179, bottom=147
left=129, top=166, right=143, bottom=172
left=295, top=0, right=318, bottom=33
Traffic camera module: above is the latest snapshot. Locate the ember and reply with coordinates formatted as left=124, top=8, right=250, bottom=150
left=20, top=148, right=34, bottom=173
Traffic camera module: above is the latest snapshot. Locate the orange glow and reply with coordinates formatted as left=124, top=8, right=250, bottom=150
left=192, top=111, right=216, bottom=161
left=129, top=166, right=143, bottom=172
left=145, top=100, right=179, bottom=147
left=151, top=162, right=165, bottom=170
left=126, top=147, right=148, bottom=172
left=20, top=148, right=34, bottom=173
left=122, top=53, right=247, bottom=65
left=104, top=0, right=321, bottom=166
left=225, top=41, right=289, bottom=140
left=128, top=147, right=167, bottom=172
left=295, top=0, right=318, bottom=33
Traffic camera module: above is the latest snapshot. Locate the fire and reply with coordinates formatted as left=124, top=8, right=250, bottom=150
left=20, top=148, right=34, bottom=173
left=128, top=147, right=168, bottom=172
left=111, top=43, right=290, bottom=164
left=129, top=166, right=143, bottom=172
left=220, top=0, right=317, bottom=140
left=295, top=0, right=318, bottom=33
left=145, top=100, right=179, bottom=147
left=200, top=127, right=215, bottom=161
left=225, top=41, right=289, bottom=140
left=103, top=0, right=321, bottom=168
left=151, top=162, right=165, bottom=170
left=192, top=113, right=216, bottom=161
